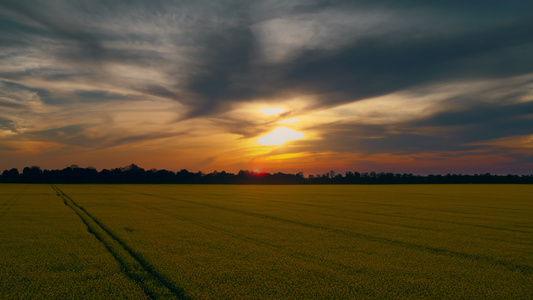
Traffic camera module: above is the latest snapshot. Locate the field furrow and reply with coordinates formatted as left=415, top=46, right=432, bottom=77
left=52, top=185, right=190, bottom=300
left=261, top=196, right=533, bottom=234
left=127, top=199, right=370, bottom=278
left=5, top=184, right=531, bottom=299
left=0, top=184, right=150, bottom=299
left=108, top=185, right=533, bottom=275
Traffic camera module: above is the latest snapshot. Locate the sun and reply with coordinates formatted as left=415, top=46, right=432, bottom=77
left=257, top=127, right=304, bottom=146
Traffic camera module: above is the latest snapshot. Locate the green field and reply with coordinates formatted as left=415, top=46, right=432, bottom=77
left=1, top=184, right=532, bottom=299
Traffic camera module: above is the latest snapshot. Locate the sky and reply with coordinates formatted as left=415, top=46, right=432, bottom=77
left=1, top=0, right=533, bottom=175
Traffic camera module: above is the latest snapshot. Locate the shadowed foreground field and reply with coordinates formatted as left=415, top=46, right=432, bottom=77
left=1, top=184, right=532, bottom=299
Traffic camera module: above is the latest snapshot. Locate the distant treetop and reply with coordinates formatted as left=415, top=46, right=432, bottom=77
left=1, top=165, right=532, bottom=184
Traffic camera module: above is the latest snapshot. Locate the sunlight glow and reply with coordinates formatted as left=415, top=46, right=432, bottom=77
left=260, top=108, right=284, bottom=115
left=264, top=153, right=304, bottom=160
left=278, top=118, right=299, bottom=123
left=257, top=127, right=304, bottom=146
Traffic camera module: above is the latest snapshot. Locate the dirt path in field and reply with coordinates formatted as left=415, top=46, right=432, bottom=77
left=51, top=185, right=190, bottom=300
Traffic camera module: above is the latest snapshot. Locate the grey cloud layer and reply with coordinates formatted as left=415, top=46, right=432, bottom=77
left=3, top=1, right=531, bottom=107
left=1, top=0, right=532, bottom=162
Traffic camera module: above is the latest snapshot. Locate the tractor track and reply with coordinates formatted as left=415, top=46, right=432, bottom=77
left=51, top=185, right=190, bottom=300
left=126, top=198, right=371, bottom=278
left=112, top=186, right=533, bottom=276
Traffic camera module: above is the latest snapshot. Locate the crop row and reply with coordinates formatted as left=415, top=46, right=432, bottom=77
left=51, top=185, right=189, bottom=300
left=1, top=184, right=148, bottom=298
left=113, top=185, right=532, bottom=276
left=56, top=184, right=532, bottom=298
left=0, top=191, right=19, bottom=220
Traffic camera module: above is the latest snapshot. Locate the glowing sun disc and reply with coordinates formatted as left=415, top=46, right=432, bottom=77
left=257, top=127, right=304, bottom=146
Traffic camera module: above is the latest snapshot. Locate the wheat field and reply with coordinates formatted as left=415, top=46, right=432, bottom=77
left=1, top=184, right=532, bottom=299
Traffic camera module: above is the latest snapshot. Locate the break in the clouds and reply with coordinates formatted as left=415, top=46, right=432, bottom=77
left=0, top=0, right=532, bottom=174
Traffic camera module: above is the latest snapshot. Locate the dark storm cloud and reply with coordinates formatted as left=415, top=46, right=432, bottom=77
left=74, top=90, right=138, bottom=103
left=175, top=1, right=533, bottom=115
left=300, top=123, right=463, bottom=154
left=2, top=0, right=532, bottom=112
left=301, top=99, right=533, bottom=155
left=0, top=117, right=15, bottom=129
left=140, top=85, right=181, bottom=102
left=25, top=125, right=87, bottom=141
left=413, top=101, right=533, bottom=145
left=209, top=117, right=276, bottom=139
left=0, top=80, right=137, bottom=106
left=106, top=132, right=185, bottom=148
left=0, top=0, right=170, bottom=77
left=185, top=25, right=256, bottom=117
left=282, top=19, right=533, bottom=108
left=1, top=0, right=533, bottom=164
left=0, top=0, right=105, bottom=62
left=415, top=101, right=533, bottom=128
left=0, top=67, right=85, bottom=83
left=0, top=80, right=69, bottom=105
left=0, top=99, right=25, bottom=110
left=18, top=124, right=182, bottom=149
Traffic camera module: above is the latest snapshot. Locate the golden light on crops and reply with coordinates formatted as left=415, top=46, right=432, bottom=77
left=257, top=126, right=304, bottom=146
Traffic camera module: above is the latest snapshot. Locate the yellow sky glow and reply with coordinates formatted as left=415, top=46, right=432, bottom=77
left=278, top=118, right=299, bottom=123
left=257, top=127, right=304, bottom=146
left=259, top=108, right=284, bottom=115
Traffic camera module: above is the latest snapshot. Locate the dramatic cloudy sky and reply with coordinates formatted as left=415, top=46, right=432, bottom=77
left=1, top=0, right=532, bottom=174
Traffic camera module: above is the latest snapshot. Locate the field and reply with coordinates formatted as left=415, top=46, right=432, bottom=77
left=1, top=184, right=532, bottom=299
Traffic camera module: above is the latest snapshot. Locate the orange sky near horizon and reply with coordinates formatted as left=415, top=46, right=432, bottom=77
left=1, top=1, right=533, bottom=175
left=2, top=94, right=532, bottom=175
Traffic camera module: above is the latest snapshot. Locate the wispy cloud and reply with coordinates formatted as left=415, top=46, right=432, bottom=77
left=1, top=0, right=532, bottom=173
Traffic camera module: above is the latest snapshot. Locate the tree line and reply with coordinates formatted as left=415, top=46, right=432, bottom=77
left=1, top=164, right=532, bottom=184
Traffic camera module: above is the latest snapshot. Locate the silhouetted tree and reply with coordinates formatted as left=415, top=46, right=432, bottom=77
left=21, top=166, right=43, bottom=183
left=1, top=164, right=532, bottom=184
left=2, top=168, right=19, bottom=183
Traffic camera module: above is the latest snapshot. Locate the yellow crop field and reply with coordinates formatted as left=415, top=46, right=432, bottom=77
left=1, top=184, right=532, bottom=299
